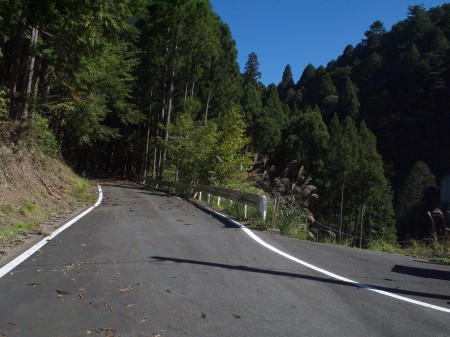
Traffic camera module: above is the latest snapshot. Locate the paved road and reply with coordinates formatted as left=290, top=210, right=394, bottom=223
left=0, top=181, right=449, bottom=337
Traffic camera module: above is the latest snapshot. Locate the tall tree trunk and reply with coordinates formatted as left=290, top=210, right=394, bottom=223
left=204, top=93, right=211, bottom=125
left=42, top=64, right=54, bottom=104
left=190, top=77, right=195, bottom=98
left=23, top=24, right=39, bottom=119
left=153, top=146, right=157, bottom=178
left=329, top=194, right=334, bottom=238
left=33, top=62, right=41, bottom=101
left=184, top=82, right=189, bottom=101
left=160, top=62, right=176, bottom=179
left=157, top=63, right=168, bottom=179
left=359, top=204, right=365, bottom=249
left=160, top=36, right=178, bottom=180
left=9, top=21, right=26, bottom=119
left=184, top=51, right=193, bottom=101
left=354, top=204, right=361, bottom=247
left=143, top=89, right=153, bottom=176
left=339, top=184, right=345, bottom=244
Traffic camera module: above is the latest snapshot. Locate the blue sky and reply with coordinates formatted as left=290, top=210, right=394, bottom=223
left=209, top=0, right=449, bottom=85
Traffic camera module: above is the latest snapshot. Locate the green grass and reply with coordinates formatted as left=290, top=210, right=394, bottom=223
left=194, top=195, right=269, bottom=230
left=72, top=178, right=95, bottom=203
left=368, top=239, right=450, bottom=265
left=0, top=220, right=34, bottom=243
left=18, top=201, right=39, bottom=217
left=0, top=201, right=50, bottom=244
left=2, top=204, right=15, bottom=215
left=367, top=240, right=401, bottom=254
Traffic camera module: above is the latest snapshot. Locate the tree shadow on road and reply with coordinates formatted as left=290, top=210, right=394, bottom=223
left=150, top=256, right=450, bottom=303
left=189, top=203, right=243, bottom=229
left=392, top=265, right=450, bottom=281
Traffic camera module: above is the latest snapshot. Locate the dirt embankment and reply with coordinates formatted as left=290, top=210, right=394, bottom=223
left=0, top=143, right=96, bottom=264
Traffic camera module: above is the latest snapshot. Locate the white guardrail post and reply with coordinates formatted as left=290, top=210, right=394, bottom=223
left=258, top=195, right=267, bottom=223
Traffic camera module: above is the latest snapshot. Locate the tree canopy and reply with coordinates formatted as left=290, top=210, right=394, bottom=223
left=2, top=1, right=449, bottom=245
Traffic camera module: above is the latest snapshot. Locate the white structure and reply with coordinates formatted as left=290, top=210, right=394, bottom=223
left=441, top=175, right=450, bottom=204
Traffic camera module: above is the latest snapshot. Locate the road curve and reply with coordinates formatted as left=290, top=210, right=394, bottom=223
left=0, top=180, right=449, bottom=337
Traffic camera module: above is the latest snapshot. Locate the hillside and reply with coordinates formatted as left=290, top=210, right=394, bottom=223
left=0, top=1, right=448, bottom=249
left=0, top=138, right=95, bottom=260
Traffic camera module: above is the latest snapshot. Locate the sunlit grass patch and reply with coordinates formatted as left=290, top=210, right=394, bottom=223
left=72, top=178, right=95, bottom=203
left=0, top=221, right=34, bottom=244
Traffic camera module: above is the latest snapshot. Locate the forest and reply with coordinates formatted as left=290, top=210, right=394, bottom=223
left=0, top=0, right=449, bottom=251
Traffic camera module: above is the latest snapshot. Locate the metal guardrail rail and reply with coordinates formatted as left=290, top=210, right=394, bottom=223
left=136, top=176, right=267, bottom=223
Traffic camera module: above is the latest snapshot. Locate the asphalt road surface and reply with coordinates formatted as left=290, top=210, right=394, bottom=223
left=1, top=180, right=449, bottom=337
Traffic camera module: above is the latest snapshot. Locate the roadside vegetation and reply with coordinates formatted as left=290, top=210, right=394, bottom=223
left=0, top=1, right=449, bottom=262
left=0, top=124, right=95, bottom=244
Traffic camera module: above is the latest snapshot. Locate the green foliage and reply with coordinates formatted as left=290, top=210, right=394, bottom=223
left=30, top=114, right=58, bottom=157
left=219, top=199, right=266, bottom=229
left=394, top=239, right=450, bottom=264
left=243, top=52, right=262, bottom=86
left=72, top=178, right=95, bottom=203
left=0, top=87, right=8, bottom=118
left=19, top=202, right=39, bottom=218
left=4, top=0, right=450, bottom=256
left=314, top=115, right=397, bottom=246
left=132, top=0, right=243, bottom=178
left=277, top=64, right=294, bottom=103
left=241, top=82, right=263, bottom=129
left=339, top=76, right=360, bottom=119
left=2, top=204, right=15, bottom=215
left=249, top=84, right=286, bottom=156
left=278, top=203, right=315, bottom=240
left=0, top=221, right=34, bottom=243
left=214, top=107, right=252, bottom=184
left=272, top=163, right=318, bottom=240
left=167, top=107, right=251, bottom=185
left=367, top=240, right=400, bottom=254
left=396, top=161, right=438, bottom=240
left=167, top=112, right=218, bottom=184
left=284, top=106, right=329, bottom=184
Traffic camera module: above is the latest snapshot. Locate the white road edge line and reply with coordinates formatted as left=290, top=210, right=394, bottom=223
left=198, top=204, right=450, bottom=314
left=0, top=185, right=103, bottom=279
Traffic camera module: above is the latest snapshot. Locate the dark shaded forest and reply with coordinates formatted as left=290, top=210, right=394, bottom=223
left=0, top=1, right=449, bottom=247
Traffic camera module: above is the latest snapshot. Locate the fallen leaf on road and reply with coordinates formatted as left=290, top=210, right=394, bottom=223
left=232, top=314, right=241, bottom=319
left=56, top=289, right=70, bottom=295
left=120, top=284, right=137, bottom=295
left=78, top=290, right=86, bottom=299
left=95, top=327, right=117, bottom=336
left=138, top=316, right=148, bottom=325
left=100, top=302, right=114, bottom=314
left=27, top=283, right=40, bottom=287
left=201, top=312, right=206, bottom=319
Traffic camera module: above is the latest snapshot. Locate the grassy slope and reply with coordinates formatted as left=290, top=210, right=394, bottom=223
left=0, top=144, right=95, bottom=244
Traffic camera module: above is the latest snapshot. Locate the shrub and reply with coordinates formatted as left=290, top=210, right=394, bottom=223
left=30, top=114, right=58, bottom=157
left=72, top=178, right=95, bottom=203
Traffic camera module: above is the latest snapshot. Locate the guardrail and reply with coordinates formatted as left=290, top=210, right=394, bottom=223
left=136, top=176, right=267, bottom=223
